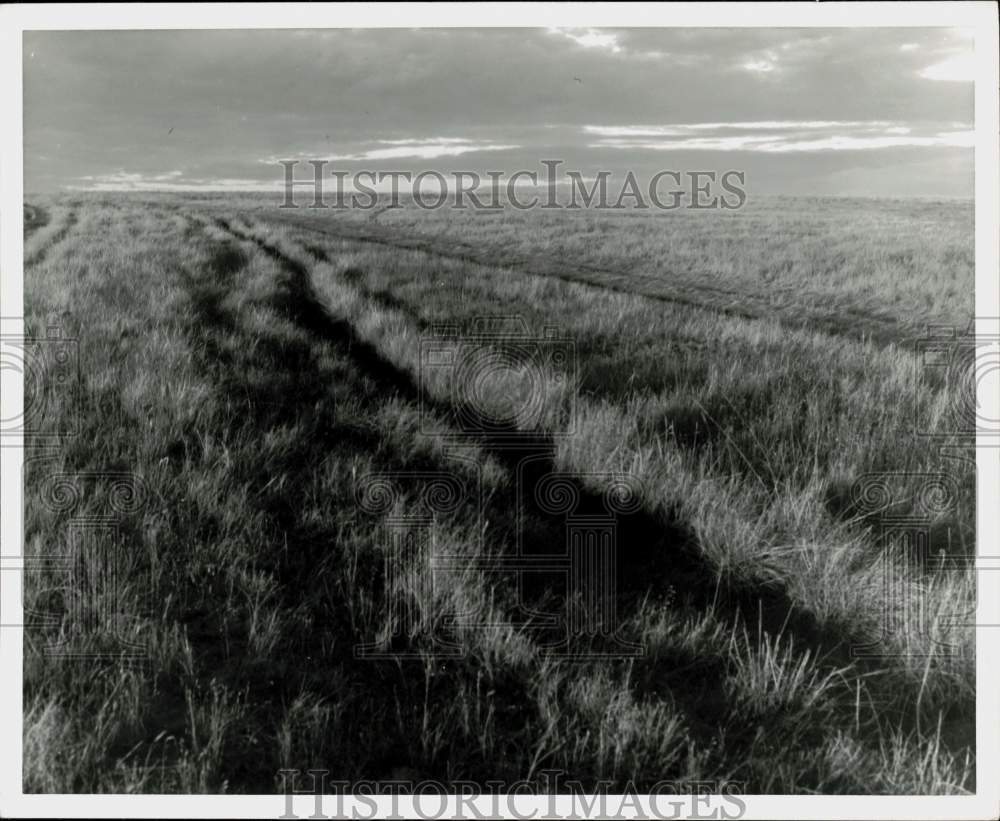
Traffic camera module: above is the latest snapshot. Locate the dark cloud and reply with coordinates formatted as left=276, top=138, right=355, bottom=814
left=24, top=27, right=974, bottom=196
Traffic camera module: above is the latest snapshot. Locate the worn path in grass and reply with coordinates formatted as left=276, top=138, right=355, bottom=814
left=216, top=217, right=842, bottom=645
left=23, top=203, right=49, bottom=235
left=175, top=214, right=729, bottom=786
left=21, top=201, right=974, bottom=793
left=263, top=209, right=913, bottom=348
left=208, top=216, right=978, bottom=780
left=24, top=206, right=78, bottom=267
left=155, top=217, right=513, bottom=784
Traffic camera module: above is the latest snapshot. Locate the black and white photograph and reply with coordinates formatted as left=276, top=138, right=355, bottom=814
left=1, top=3, right=998, bottom=819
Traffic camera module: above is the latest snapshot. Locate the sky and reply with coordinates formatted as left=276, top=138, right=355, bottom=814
left=23, top=27, right=976, bottom=198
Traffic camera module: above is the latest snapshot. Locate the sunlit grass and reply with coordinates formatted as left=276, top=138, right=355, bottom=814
left=21, top=193, right=975, bottom=794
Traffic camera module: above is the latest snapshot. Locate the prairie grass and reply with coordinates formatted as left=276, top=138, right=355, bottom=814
left=21, top=193, right=975, bottom=794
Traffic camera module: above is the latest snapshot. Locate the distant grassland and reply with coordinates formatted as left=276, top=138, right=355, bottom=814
left=22, top=193, right=975, bottom=793
left=225, top=192, right=975, bottom=342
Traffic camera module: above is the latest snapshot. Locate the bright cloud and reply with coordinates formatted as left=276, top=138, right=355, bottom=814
left=258, top=139, right=521, bottom=164
left=328, top=141, right=520, bottom=161
left=743, top=59, right=776, bottom=73
left=77, top=170, right=185, bottom=184
left=741, top=49, right=780, bottom=73
left=584, top=121, right=897, bottom=137
left=920, top=53, right=976, bottom=82
left=756, top=131, right=974, bottom=152
left=72, top=173, right=277, bottom=192
left=592, top=133, right=974, bottom=153
left=376, top=138, right=475, bottom=146
left=586, top=121, right=973, bottom=153
left=549, top=28, right=623, bottom=54
left=595, top=135, right=779, bottom=152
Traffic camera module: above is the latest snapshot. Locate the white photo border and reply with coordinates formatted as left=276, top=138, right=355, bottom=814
left=0, top=3, right=997, bottom=819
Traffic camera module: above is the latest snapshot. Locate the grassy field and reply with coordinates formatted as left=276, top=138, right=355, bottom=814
left=21, top=192, right=975, bottom=794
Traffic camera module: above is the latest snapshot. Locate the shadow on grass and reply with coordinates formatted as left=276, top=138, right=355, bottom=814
left=174, top=233, right=547, bottom=786
left=201, top=223, right=953, bottom=787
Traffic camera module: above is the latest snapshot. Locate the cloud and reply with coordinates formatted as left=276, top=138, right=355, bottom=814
left=743, top=59, right=776, bottom=73
left=740, top=47, right=781, bottom=74
left=593, top=133, right=973, bottom=153
left=585, top=121, right=973, bottom=153
left=77, top=170, right=185, bottom=184
left=595, top=135, right=779, bottom=151
left=23, top=28, right=975, bottom=197
left=920, top=53, right=976, bottom=82
left=584, top=121, right=896, bottom=137
left=377, top=138, right=475, bottom=145
left=755, top=131, right=973, bottom=152
left=331, top=140, right=520, bottom=162
left=256, top=138, right=521, bottom=164
left=71, top=173, right=277, bottom=191
left=549, top=28, right=623, bottom=54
